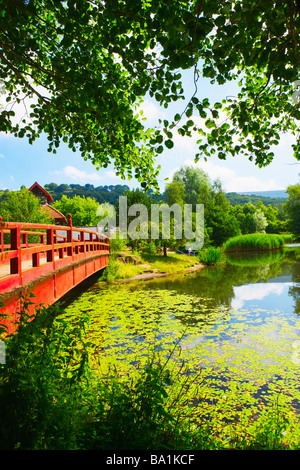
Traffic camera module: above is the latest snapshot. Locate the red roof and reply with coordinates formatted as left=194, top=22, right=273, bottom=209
left=29, top=182, right=54, bottom=203
left=41, top=204, right=67, bottom=223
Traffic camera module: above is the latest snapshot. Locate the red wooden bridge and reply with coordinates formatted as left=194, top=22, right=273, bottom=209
left=0, top=216, right=110, bottom=333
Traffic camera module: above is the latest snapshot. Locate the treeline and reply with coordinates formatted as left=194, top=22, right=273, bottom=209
left=0, top=167, right=297, bottom=248
left=44, top=183, right=131, bottom=205
left=225, top=192, right=286, bottom=208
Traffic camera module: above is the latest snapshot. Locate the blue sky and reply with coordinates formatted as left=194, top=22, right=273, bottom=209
left=0, top=69, right=299, bottom=194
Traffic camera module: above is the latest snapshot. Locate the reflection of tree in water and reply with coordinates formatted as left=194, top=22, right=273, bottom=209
left=288, top=260, right=300, bottom=316
left=140, top=252, right=289, bottom=314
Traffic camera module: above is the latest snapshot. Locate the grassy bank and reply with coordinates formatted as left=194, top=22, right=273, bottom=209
left=222, top=233, right=285, bottom=253
left=101, top=252, right=198, bottom=282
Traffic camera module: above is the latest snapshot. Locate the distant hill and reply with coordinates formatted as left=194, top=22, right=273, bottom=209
left=226, top=190, right=288, bottom=207
left=236, top=190, right=288, bottom=199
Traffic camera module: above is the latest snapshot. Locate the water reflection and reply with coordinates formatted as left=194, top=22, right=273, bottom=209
left=140, top=246, right=300, bottom=320
left=231, top=283, right=293, bottom=311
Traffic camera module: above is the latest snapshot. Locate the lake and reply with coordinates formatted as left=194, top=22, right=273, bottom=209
left=60, top=245, right=300, bottom=440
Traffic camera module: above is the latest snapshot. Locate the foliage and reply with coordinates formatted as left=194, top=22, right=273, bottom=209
left=109, top=236, right=128, bottom=254
left=198, top=247, right=221, bottom=265
left=0, top=297, right=91, bottom=449
left=173, top=166, right=212, bottom=206
left=284, top=182, right=300, bottom=238
left=222, top=233, right=285, bottom=253
left=2, top=2, right=300, bottom=189
left=226, top=192, right=287, bottom=207
left=52, top=194, right=100, bottom=227
left=43, top=183, right=131, bottom=205
left=79, top=344, right=208, bottom=450
left=0, top=187, right=53, bottom=223
left=141, top=241, right=157, bottom=254
left=164, top=179, right=186, bottom=207
left=167, top=166, right=241, bottom=247
left=253, top=208, right=268, bottom=233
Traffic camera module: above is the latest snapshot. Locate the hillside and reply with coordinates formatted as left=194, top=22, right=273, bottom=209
left=226, top=190, right=287, bottom=207
left=237, top=190, right=288, bottom=199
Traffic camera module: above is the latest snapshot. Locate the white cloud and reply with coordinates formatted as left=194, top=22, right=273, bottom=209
left=224, top=175, right=280, bottom=192
left=232, top=283, right=291, bottom=310
left=56, top=165, right=103, bottom=183
left=168, top=158, right=283, bottom=193
left=0, top=153, right=5, bottom=158
left=139, top=99, right=167, bottom=121
left=104, top=170, right=123, bottom=179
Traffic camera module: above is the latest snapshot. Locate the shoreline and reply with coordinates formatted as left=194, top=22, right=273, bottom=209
left=112, top=262, right=205, bottom=284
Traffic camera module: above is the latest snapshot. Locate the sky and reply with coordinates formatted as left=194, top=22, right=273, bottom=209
left=0, top=69, right=299, bottom=195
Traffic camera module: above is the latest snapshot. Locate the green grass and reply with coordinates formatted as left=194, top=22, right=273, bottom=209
left=100, top=252, right=197, bottom=283
left=140, top=252, right=196, bottom=273
left=222, top=233, right=285, bottom=253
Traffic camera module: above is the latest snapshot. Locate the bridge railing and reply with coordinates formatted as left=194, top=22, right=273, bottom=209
left=0, top=215, right=110, bottom=293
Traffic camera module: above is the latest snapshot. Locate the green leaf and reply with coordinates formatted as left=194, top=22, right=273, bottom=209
left=165, top=139, right=174, bottom=149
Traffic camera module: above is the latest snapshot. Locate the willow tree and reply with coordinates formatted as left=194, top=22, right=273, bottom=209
left=1, top=1, right=300, bottom=189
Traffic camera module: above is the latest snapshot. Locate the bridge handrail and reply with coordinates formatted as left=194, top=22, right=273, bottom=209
left=0, top=216, right=110, bottom=291
left=0, top=219, right=109, bottom=239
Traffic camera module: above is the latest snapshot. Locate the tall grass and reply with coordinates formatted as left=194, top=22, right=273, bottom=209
left=222, top=233, right=285, bottom=253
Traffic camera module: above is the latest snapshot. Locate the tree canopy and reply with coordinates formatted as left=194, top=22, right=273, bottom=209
left=0, top=187, right=53, bottom=223
left=1, top=1, right=300, bottom=189
left=284, top=181, right=300, bottom=236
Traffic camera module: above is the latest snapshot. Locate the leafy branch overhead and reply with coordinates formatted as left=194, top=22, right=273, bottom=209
left=1, top=1, right=300, bottom=188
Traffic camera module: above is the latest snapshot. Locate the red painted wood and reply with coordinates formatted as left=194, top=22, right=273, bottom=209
left=0, top=220, right=110, bottom=332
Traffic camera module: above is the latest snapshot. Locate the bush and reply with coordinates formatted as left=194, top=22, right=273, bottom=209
left=198, top=247, right=221, bottom=265
left=109, top=237, right=128, bottom=253
left=100, top=256, right=120, bottom=282
left=141, top=241, right=157, bottom=254
left=0, top=297, right=90, bottom=449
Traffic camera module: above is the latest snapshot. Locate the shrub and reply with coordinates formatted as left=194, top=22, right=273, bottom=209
left=109, top=237, right=128, bottom=253
left=141, top=241, right=157, bottom=254
left=100, top=256, right=120, bottom=282
left=198, top=247, right=221, bottom=265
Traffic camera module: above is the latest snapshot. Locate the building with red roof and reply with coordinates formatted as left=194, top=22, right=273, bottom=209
left=29, top=182, right=67, bottom=225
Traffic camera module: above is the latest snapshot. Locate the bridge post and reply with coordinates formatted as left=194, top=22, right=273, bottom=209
left=67, top=214, right=73, bottom=259
left=46, top=227, right=54, bottom=265
left=10, top=225, right=22, bottom=284
left=80, top=231, right=84, bottom=253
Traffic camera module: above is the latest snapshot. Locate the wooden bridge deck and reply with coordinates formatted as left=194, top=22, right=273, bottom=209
left=0, top=217, right=110, bottom=333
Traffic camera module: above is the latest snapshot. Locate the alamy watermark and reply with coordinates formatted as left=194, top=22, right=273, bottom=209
left=0, top=340, right=6, bottom=364
left=96, top=197, right=204, bottom=250
left=292, top=80, right=300, bottom=104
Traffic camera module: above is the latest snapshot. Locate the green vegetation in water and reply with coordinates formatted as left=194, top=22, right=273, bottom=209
left=0, top=285, right=300, bottom=450
left=222, top=233, right=285, bottom=253
left=2, top=251, right=300, bottom=450
left=60, top=274, right=300, bottom=450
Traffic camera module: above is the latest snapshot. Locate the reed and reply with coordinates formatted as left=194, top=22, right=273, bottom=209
left=222, top=233, right=285, bottom=253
